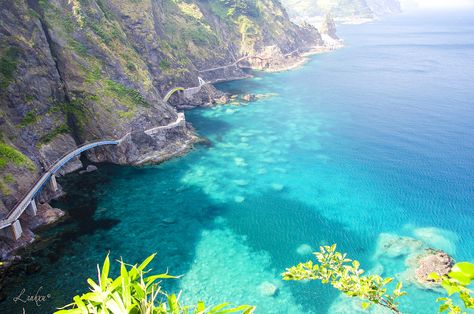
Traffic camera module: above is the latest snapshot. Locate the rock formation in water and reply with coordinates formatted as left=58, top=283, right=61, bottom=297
left=318, top=14, right=343, bottom=48
left=414, top=249, right=454, bottom=286
left=0, top=0, right=325, bottom=257
left=320, top=14, right=339, bottom=39
left=373, top=228, right=457, bottom=289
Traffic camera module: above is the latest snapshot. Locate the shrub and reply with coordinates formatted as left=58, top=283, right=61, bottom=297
left=283, top=244, right=474, bottom=314
left=56, top=253, right=255, bottom=314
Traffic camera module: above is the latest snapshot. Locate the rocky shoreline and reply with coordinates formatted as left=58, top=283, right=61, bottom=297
left=0, top=0, right=344, bottom=280
left=0, top=38, right=340, bottom=268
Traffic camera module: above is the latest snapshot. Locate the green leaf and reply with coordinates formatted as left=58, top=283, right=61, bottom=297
left=72, top=295, right=87, bottom=311
left=441, top=281, right=460, bottom=296
left=87, top=278, right=101, bottom=292
left=208, top=302, right=231, bottom=313
left=145, top=273, right=178, bottom=283
left=382, top=277, right=393, bottom=285
left=168, top=294, right=180, bottom=314
left=439, top=303, right=450, bottom=312
left=448, top=272, right=472, bottom=285
left=428, top=272, right=440, bottom=281
left=353, top=260, right=360, bottom=270
left=137, top=253, right=157, bottom=272
left=101, top=254, right=110, bottom=289
left=361, top=302, right=371, bottom=310
left=54, top=309, right=85, bottom=314
left=243, top=307, right=256, bottom=314
left=451, top=262, right=474, bottom=279
left=195, top=301, right=206, bottom=313
left=222, top=305, right=257, bottom=313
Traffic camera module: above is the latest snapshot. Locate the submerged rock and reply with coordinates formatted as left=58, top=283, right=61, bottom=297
left=258, top=281, right=279, bottom=297
left=414, top=249, right=454, bottom=286
left=215, top=95, right=230, bottom=104
left=373, top=230, right=457, bottom=289
left=296, top=244, right=313, bottom=255
left=412, top=227, right=458, bottom=256
left=86, top=165, right=98, bottom=173
left=271, top=183, right=284, bottom=191
left=233, top=179, right=249, bottom=186
left=162, top=217, right=177, bottom=224
left=234, top=196, right=245, bottom=203
left=242, top=94, right=256, bottom=102
left=375, top=233, right=424, bottom=259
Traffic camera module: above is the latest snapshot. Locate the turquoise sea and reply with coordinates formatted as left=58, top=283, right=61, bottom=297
left=2, top=9, right=474, bottom=314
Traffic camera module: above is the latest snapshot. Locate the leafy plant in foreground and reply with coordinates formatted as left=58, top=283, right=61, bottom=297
left=283, top=244, right=406, bottom=313
left=56, top=253, right=255, bottom=314
left=283, top=244, right=474, bottom=314
left=429, top=262, right=474, bottom=313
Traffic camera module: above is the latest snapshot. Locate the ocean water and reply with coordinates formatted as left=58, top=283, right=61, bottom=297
left=2, top=10, right=474, bottom=314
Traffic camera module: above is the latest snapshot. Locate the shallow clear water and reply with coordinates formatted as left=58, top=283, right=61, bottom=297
left=2, top=10, right=474, bottom=314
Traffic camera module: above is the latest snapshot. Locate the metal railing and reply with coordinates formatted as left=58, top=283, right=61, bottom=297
left=0, top=140, right=119, bottom=229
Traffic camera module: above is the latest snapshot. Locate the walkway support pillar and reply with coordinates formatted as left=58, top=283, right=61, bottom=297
left=49, top=174, right=58, bottom=192
left=27, top=199, right=37, bottom=216
left=0, top=220, right=23, bottom=240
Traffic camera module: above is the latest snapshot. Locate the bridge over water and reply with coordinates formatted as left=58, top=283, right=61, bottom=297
left=163, top=77, right=207, bottom=103
left=0, top=112, right=186, bottom=241
left=0, top=140, right=119, bottom=240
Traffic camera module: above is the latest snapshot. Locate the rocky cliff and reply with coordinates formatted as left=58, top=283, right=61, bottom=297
left=281, top=0, right=401, bottom=23
left=0, top=0, right=324, bottom=257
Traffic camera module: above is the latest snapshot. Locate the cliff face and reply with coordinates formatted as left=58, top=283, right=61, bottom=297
left=366, top=0, right=402, bottom=16
left=281, top=0, right=401, bottom=22
left=0, top=0, right=323, bottom=255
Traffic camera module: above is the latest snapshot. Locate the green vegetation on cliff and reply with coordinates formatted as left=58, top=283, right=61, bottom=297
left=38, top=124, right=71, bottom=145
left=0, top=0, right=321, bottom=216
left=0, top=46, right=19, bottom=89
left=19, top=111, right=39, bottom=128
left=0, top=142, right=34, bottom=171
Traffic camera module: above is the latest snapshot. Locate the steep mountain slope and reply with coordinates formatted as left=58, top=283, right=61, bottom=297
left=0, top=0, right=324, bottom=255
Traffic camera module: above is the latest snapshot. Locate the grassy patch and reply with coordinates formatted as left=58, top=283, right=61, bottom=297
left=184, top=26, right=218, bottom=46
left=96, top=0, right=114, bottom=19
left=68, top=39, right=88, bottom=56
left=19, top=111, right=39, bottom=127
left=126, top=61, right=136, bottom=72
left=90, top=21, right=113, bottom=44
left=4, top=174, right=15, bottom=184
left=85, top=64, right=102, bottom=84
left=0, top=180, right=10, bottom=196
left=48, top=96, right=90, bottom=134
left=105, top=80, right=150, bottom=107
left=0, top=46, right=20, bottom=89
left=38, top=124, right=70, bottom=145
left=0, top=142, right=35, bottom=171
left=176, top=1, right=204, bottom=20
left=159, top=59, right=171, bottom=71
left=25, top=95, right=35, bottom=103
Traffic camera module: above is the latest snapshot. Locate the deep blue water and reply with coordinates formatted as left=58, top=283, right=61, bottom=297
left=2, top=10, right=474, bottom=314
